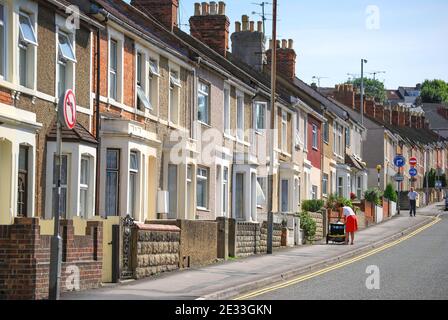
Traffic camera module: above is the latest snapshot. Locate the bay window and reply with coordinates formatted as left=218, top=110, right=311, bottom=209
left=17, top=146, right=29, bottom=217
left=52, top=154, right=68, bottom=218
left=196, top=167, right=209, bottom=209
left=129, top=151, right=138, bottom=218
left=106, top=149, right=120, bottom=216
left=198, top=81, right=209, bottom=124
left=281, top=179, right=289, bottom=212
left=79, top=157, right=89, bottom=218
left=322, top=174, right=328, bottom=197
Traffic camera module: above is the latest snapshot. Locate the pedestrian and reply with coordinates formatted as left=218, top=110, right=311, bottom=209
left=408, top=187, right=418, bottom=217
left=341, top=203, right=358, bottom=245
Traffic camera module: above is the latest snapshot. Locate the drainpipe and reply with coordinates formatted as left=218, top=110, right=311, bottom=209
left=95, top=28, right=102, bottom=217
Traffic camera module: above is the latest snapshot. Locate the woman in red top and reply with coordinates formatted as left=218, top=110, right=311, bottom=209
left=341, top=204, right=358, bottom=245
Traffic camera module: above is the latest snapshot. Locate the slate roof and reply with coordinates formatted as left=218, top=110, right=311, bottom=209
left=47, top=122, right=98, bottom=145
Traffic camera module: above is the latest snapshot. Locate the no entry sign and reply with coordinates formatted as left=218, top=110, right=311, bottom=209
left=60, top=89, right=76, bottom=129
left=409, top=157, right=417, bottom=167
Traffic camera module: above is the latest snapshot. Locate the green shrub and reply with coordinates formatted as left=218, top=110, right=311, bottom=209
left=326, top=194, right=353, bottom=210
left=299, top=212, right=316, bottom=241
left=301, top=199, right=325, bottom=212
left=383, top=183, right=397, bottom=202
left=364, top=188, right=383, bottom=206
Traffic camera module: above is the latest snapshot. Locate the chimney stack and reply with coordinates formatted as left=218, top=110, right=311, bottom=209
left=190, top=2, right=230, bottom=56
left=265, top=38, right=297, bottom=80
left=333, top=84, right=355, bottom=109
left=131, top=0, right=179, bottom=31
left=231, top=14, right=266, bottom=72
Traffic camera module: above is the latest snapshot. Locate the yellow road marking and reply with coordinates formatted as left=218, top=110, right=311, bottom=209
left=235, top=217, right=442, bottom=300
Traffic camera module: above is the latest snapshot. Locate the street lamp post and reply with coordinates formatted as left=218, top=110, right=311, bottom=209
left=360, top=59, right=368, bottom=126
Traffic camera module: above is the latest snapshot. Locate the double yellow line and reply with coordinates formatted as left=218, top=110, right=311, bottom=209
left=234, top=217, right=442, bottom=300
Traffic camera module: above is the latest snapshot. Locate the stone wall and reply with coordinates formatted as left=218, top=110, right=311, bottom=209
left=235, top=222, right=262, bottom=257
left=309, top=212, right=324, bottom=241
left=0, top=218, right=102, bottom=300
left=133, top=224, right=180, bottom=279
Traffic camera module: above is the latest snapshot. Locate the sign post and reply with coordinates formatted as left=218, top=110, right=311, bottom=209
left=49, top=90, right=76, bottom=300
left=394, top=155, right=406, bottom=216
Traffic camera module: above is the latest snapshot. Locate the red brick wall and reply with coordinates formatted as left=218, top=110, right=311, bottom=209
left=0, top=87, right=12, bottom=105
left=0, top=218, right=102, bottom=300
left=307, top=115, right=322, bottom=170
left=189, top=14, right=230, bottom=56
left=333, top=85, right=355, bottom=109
left=131, top=0, right=179, bottom=30
left=266, top=48, right=297, bottom=81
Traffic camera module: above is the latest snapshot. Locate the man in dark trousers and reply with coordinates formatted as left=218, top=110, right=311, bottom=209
left=408, top=187, right=418, bottom=217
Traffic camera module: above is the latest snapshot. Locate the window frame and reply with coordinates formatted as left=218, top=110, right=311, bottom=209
left=128, top=151, right=139, bottom=219
left=236, top=93, right=245, bottom=141
left=257, top=176, right=267, bottom=208
left=109, top=38, right=118, bottom=101
left=312, top=123, right=318, bottom=150
left=281, top=178, right=289, bottom=213
left=281, top=110, right=288, bottom=152
left=255, top=101, right=267, bottom=132
left=223, top=86, right=230, bottom=134
left=52, top=154, right=69, bottom=219
left=18, top=11, right=37, bottom=46
left=56, top=19, right=76, bottom=98
left=222, top=167, right=229, bottom=215
left=79, top=156, right=89, bottom=218
left=196, top=167, right=209, bottom=210
left=323, top=121, right=329, bottom=144
left=105, top=149, right=120, bottom=217
left=322, top=173, right=328, bottom=197
left=169, top=68, right=181, bottom=124
left=198, top=80, right=210, bottom=125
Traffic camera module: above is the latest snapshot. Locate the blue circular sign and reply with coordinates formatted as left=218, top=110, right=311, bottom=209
left=409, top=168, right=418, bottom=177
left=394, top=155, right=406, bottom=168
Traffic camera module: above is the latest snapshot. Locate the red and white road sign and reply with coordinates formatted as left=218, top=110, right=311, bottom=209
left=62, top=89, right=76, bottom=129
left=409, top=157, right=417, bottom=167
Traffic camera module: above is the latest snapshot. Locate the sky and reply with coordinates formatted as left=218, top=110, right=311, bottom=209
left=125, top=0, right=448, bottom=89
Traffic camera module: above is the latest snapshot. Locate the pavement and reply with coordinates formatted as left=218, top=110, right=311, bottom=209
left=62, top=202, right=443, bottom=300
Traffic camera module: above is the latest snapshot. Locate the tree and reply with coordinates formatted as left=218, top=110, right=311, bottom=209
left=345, top=78, right=387, bottom=103
left=420, top=79, right=448, bottom=104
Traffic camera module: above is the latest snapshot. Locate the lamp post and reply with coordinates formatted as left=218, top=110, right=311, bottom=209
left=360, top=59, right=368, bottom=126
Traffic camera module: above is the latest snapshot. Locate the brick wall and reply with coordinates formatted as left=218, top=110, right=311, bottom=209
left=0, top=218, right=102, bottom=300
left=309, top=212, right=324, bottom=241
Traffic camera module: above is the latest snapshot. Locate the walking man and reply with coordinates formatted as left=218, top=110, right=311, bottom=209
left=408, top=187, right=418, bottom=217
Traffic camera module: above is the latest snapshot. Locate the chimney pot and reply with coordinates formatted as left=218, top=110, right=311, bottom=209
left=282, top=39, right=287, bottom=49
left=201, top=2, right=209, bottom=15
left=288, top=39, right=293, bottom=49
left=242, top=15, right=249, bottom=31
left=194, top=2, right=201, bottom=16
left=235, top=21, right=241, bottom=32
left=257, top=21, right=263, bottom=32
left=210, top=1, right=217, bottom=15
left=218, top=1, right=226, bottom=15
left=250, top=21, right=255, bottom=32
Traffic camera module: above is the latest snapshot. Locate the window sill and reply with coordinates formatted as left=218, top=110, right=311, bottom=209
left=236, top=138, right=250, bottom=147
left=224, top=133, right=236, bottom=141
left=196, top=207, right=210, bottom=212
left=198, top=121, right=211, bottom=128
left=312, top=147, right=319, bottom=151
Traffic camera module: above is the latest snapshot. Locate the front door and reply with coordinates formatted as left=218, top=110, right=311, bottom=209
left=17, top=146, right=28, bottom=217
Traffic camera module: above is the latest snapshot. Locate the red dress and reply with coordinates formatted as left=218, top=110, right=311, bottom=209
left=345, top=215, right=358, bottom=233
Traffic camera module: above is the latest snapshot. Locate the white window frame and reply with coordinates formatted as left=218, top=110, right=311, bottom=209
left=56, top=15, right=76, bottom=98
left=236, top=91, right=245, bottom=141
left=223, top=85, right=230, bottom=135
left=196, top=167, right=209, bottom=210
left=312, top=123, right=318, bottom=150
left=198, top=80, right=210, bottom=125
left=257, top=176, right=267, bottom=208
left=79, top=156, right=89, bottom=219
left=254, top=101, right=266, bottom=132
left=0, top=3, right=6, bottom=80
left=281, top=178, right=289, bottom=213
left=17, top=5, right=38, bottom=90
left=52, top=154, right=69, bottom=219
left=322, top=173, right=328, bottom=197
left=281, top=110, right=288, bottom=152
left=295, top=111, right=303, bottom=148
left=105, top=148, right=120, bottom=217
left=303, top=114, right=308, bottom=151
left=169, top=66, right=181, bottom=125
left=108, top=28, right=123, bottom=103
left=129, top=151, right=139, bottom=219
left=222, top=166, right=229, bottom=215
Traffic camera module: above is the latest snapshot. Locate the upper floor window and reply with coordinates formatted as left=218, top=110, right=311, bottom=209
left=57, top=31, right=76, bottom=97
left=18, top=11, right=37, bottom=88
left=255, top=102, right=266, bottom=131
left=236, top=94, right=244, bottom=141
left=198, top=81, right=209, bottom=124
left=109, top=39, right=118, bottom=100
left=136, top=52, right=151, bottom=111
left=281, top=110, right=288, bottom=152
left=303, top=114, right=308, bottom=151
left=0, top=4, right=5, bottom=78
left=295, top=112, right=302, bottom=147
left=345, top=127, right=351, bottom=148
left=170, top=70, right=181, bottom=124
left=223, top=87, right=230, bottom=134
left=323, top=122, right=329, bottom=144
left=312, top=123, right=318, bottom=150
